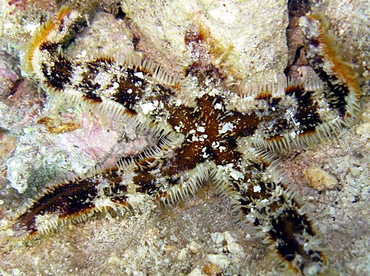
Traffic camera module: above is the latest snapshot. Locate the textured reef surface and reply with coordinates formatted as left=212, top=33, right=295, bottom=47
left=0, top=0, right=369, bottom=275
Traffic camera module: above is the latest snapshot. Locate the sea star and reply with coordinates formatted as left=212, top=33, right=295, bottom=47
left=4, top=2, right=365, bottom=276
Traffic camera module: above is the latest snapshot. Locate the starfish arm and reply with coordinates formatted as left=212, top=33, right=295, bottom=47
left=24, top=6, right=178, bottom=119
left=11, top=144, right=191, bottom=239
left=299, top=12, right=363, bottom=118
left=248, top=11, right=363, bottom=154
left=215, top=158, right=326, bottom=276
left=12, top=168, right=128, bottom=238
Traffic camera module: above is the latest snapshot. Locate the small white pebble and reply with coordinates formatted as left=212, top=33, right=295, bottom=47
left=177, top=248, right=188, bottom=261
left=207, top=254, right=230, bottom=269
left=211, top=232, right=225, bottom=244
left=188, top=241, right=200, bottom=253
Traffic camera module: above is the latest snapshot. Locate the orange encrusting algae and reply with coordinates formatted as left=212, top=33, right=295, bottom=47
left=307, top=13, right=363, bottom=99
left=24, top=6, right=71, bottom=73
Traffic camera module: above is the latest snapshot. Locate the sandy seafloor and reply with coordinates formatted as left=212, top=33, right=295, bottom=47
left=0, top=0, right=369, bottom=275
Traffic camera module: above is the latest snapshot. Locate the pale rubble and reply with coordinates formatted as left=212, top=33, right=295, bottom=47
left=303, top=165, right=338, bottom=191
